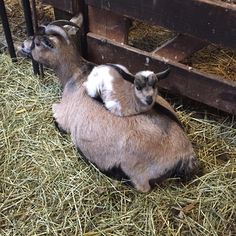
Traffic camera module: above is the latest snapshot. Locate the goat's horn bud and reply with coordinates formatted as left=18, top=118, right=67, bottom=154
left=49, top=20, right=82, bottom=31
left=45, top=25, right=70, bottom=44
left=155, top=68, right=170, bottom=80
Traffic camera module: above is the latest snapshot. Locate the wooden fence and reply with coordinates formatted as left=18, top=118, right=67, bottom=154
left=41, top=0, right=236, bottom=114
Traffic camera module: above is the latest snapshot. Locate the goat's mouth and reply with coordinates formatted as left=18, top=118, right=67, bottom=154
left=20, top=47, right=32, bottom=58
left=18, top=39, right=34, bottom=58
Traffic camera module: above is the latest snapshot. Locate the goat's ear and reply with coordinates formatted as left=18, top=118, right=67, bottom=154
left=66, top=14, right=84, bottom=36
left=70, top=14, right=83, bottom=27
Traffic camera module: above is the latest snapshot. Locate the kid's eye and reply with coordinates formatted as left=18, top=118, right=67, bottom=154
left=136, top=85, right=142, bottom=91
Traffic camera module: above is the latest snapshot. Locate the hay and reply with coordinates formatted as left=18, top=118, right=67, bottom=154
left=183, top=45, right=236, bottom=82
left=0, top=54, right=236, bottom=235
left=129, top=21, right=175, bottom=52
left=129, top=23, right=236, bottom=82
left=0, top=0, right=53, bottom=51
left=1, top=0, right=236, bottom=234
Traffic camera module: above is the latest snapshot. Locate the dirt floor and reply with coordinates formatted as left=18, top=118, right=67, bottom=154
left=0, top=1, right=236, bottom=236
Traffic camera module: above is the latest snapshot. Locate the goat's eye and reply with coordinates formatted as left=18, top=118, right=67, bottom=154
left=136, top=85, right=142, bottom=91
left=42, top=37, right=54, bottom=49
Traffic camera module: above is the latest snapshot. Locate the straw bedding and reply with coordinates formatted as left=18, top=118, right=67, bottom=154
left=1, top=0, right=236, bottom=235
left=0, top=54, right=235, bottom=235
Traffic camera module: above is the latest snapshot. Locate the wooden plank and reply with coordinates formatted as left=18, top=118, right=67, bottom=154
left=88, top=6, right=130, bottom=43
left=153, top=34, right=208, bottom=62
left=86, top=0, right=236, bottom=50
left=41, top=0, right=79, bottom=14
left=53, top=8, right=73, bottom=20
left=87, top=33, right=236, bottom=115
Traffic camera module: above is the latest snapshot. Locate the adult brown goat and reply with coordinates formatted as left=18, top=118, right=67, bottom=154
left=20, top=16, right=199, bottom=192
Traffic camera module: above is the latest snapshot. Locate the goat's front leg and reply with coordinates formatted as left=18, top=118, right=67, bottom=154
left=52, top=103, right=68, bottom=134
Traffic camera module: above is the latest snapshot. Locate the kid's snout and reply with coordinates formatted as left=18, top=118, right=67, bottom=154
left=146, top=96, right=153, bottom=105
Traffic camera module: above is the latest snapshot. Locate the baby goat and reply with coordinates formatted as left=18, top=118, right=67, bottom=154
left=84, top=64, right=169, bottom=116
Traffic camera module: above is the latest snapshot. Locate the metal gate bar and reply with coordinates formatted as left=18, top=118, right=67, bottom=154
left=0, top=0, right=17, bottom=61
left=21, top=0, right=40, bottom=75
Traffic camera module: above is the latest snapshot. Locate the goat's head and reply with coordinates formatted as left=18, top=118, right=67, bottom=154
left=134, top=71, right=159, bottom=106
left=20, top=15, right=83, bottom=70
left=134, top=68, right=170, bottom=106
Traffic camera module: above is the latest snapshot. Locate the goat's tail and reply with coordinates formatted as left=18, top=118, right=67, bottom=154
left=174, top=154, right=203, bottom=181
left=149, top=154, right=202, bottom=189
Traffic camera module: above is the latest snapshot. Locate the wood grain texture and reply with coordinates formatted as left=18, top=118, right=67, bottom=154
left=86, top=0, right=236, bottom=49
left=87, top=33, right=236, bottom=115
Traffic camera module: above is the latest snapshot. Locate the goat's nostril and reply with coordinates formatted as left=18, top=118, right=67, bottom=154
left=146, top=96, right=153, bottom=105
left=21, top=43, right=25, bottom=49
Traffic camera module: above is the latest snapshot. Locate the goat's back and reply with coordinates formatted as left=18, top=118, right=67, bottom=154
left=54, top=79, right=198, bottom=192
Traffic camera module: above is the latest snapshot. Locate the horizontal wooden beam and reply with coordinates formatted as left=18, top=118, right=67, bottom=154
left=41, top=0, right=79, bottom=14
left=87, top=33, right=236, bottom=115
left=86, top=0, right=236, bottom=50
left=153, top=34, right=208, bottom=62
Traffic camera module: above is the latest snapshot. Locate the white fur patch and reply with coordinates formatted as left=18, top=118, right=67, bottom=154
left=85, top=66, right=114, bottom=97
left=105, top=100, right=122, bottom=116
left=106, top=100, right=119, bottom=110
left=138, top=70, right=155, bottom=78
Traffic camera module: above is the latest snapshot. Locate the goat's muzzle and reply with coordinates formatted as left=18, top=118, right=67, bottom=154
left=19, top=38, right=34, bottom=59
